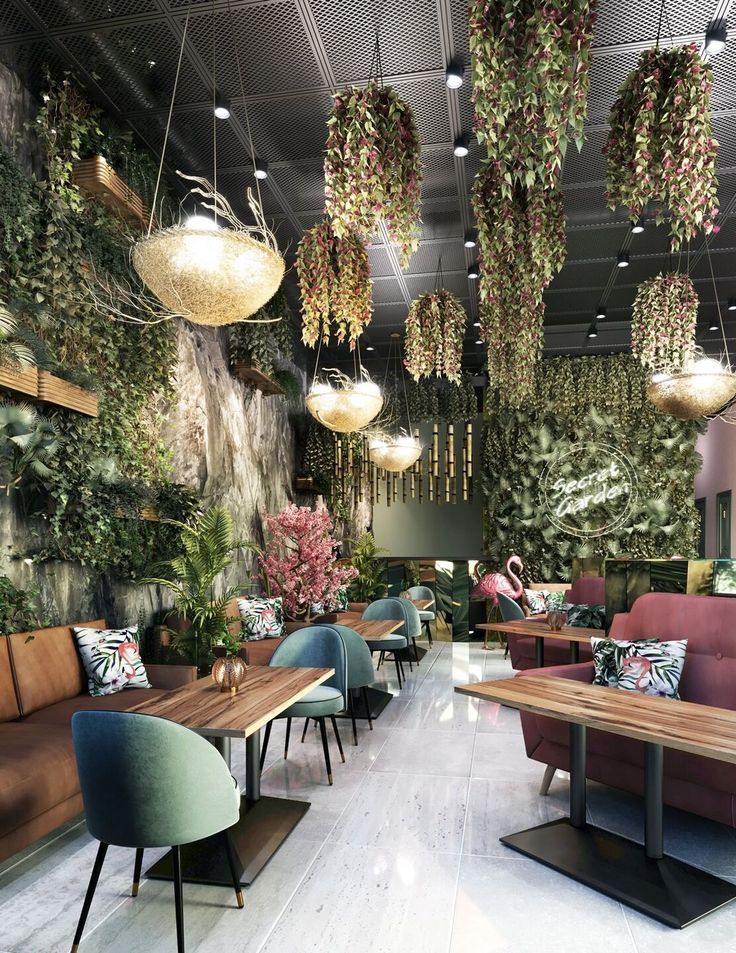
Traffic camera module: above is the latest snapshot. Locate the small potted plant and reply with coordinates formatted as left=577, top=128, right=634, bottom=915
left=211, top=627, right=248, bottom=694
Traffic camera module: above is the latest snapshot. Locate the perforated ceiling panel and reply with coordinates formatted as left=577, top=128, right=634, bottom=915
left=1, top=0, right=734, bottom=367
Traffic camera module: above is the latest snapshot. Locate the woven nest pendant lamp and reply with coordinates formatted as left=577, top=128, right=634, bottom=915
left=305, top=335, right=383, bottom=433
left=368, top=333, right=422, bottom=471
left=131, top=5, right=284, bottom=327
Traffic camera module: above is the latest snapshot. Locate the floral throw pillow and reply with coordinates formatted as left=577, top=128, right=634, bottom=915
left=545, top=591, right=566, bottom=611
left=591, top=637, right=687, bottom=699
left=524, top=589, right=549, bottom=614
left=238, top=597, right=284, bottom=640
left=334, top=586, right=349, bottom=612
left=73, top=626, right=151, bottom=697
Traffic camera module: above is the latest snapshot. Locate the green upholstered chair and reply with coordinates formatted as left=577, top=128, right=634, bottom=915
left=497, top=591, right=525, bottom=658
left=406, top=584, right=436, bottom=646
left=259, top=626, right=347, bottom=785
left=299, top=623, right=376, bottom=746
left=361, top=598, right=412, bottom=688
left=70, top=710, right=242, bottom=953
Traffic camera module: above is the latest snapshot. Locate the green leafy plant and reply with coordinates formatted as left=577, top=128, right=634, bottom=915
left=296, top=219, right=372, bottom=349
left=0, top=303, right=36, bottom=369
left=0, top=574, right=44, bottom=635
left=631, top=273, right=698, bottom=372
left=405, top=291, right=466, bottom=384
left=473, top=162, right=566, bottom=406
left=605, top=44, right=719, bottom=249
left=141, top=507, right=249, bottom=673
left=0, top=401, right=61, bottom=493
left=325, top=82, right=422, bottom=266
left=228, top=289, right=294, bottom=376
left=347, top=531, right=388, bottom=602
left=470, top=0, right=596, bottom=187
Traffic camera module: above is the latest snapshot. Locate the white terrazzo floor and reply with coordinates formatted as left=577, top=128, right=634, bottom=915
left=1, top=641, right=735, bottom=953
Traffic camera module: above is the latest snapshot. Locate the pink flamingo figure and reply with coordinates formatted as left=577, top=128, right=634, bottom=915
left=471, top=555, right=524, bottom=606
left=621, top=655, right=652, bottom=692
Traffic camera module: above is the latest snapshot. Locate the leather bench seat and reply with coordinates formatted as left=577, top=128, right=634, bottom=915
left=22, top=688, right=170, bottom=726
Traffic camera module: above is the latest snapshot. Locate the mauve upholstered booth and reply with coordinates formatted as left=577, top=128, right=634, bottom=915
left=508, top=576, right=605, bottom=670
left=519, top=592, right=736, bottom=827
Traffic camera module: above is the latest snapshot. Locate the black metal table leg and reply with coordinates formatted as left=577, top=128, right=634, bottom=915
left=570, top=642, right=580, bottom=664
left=569, top=722, right=587, bottom=828
left=535, top=636, right=544, bottom=668
left=645, top=742, right=664, bottom=860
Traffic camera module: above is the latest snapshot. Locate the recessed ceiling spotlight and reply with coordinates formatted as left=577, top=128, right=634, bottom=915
left=473, top=320, right=481, bottom=327
left=446, top=61, right=465, bottom=89
left=453, top=134, right=470, bottom=158
left=214, top=93, right=231, bottom=120
left=475, top=339, right=483, bottom=345
left=631, top=217, right=645, bottom=234
left=728, top=297, right=736, bottom=311
left=705, top=21, right=728, bottom=55
left=596, top=305, right=607, bottom=320
left=617, top=251, right=630, bottom=268
left=464, top=229, right=477, bottom=248
left=467, top=262, right=479, bottom=279
left=587, top=324, right=598, bottom=339
left=709, top=319, right=719, bottom=331
left=365, top=344, right=375, bottom=351
left=254, top=158, right=269, bottom=180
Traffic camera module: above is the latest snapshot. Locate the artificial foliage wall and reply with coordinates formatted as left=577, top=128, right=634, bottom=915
left=482, top=355, right=703, bottom=581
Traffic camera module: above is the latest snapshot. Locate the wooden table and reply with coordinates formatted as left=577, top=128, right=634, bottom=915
left=134, top=664, right=333, bottom=888
left=476, top=618, right=602, bottom=664
left=349, top=617, right=404, bottom=641
left=454, top=675, right=736, bottom=928
left=408, top=598, right=434, bottom=612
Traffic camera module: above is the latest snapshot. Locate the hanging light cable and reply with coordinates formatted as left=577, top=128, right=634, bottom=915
left=369, top=334, right=423, bottom=472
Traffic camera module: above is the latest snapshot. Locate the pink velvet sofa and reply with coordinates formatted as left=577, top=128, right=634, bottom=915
left=509, top=576, right=605, bottom=670
left=519, top=592, right=736, bottom=828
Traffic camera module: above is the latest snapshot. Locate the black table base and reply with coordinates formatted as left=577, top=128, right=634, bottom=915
left=336, top=685, right=393, bottom=721
left=502, top=819, right=736, bottom=929
left=146, top=795, right=309, bottom=887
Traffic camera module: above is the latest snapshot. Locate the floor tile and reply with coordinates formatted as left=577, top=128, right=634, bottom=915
left=474, top=699, right=523, bottom=734
left=471, top=731, right=545, bottom=782
left=397, top=681, right=480, bottom=732
left=369, top=727, right=475, bottom=777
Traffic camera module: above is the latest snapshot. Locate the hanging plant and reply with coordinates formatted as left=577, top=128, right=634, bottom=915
left=470, top=0, right=596, bottom=188
left=405, top=290, right=466, bottom=384
left=324, top=81, right=422, bottom=266
left=228, top=288, right=294, bottom=375
left=473, top=161, right=566, bottom=405
left=296, top=219, right=372, bottom=349
left=605, top=44, right=719, bottom=250
left=631, top=272, right=698, bottom=372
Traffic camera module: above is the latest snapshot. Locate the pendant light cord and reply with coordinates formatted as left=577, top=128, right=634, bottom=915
left=211, top=0, right=218, bottom=226
left=704, top=236, right=730, bottom=366
left=227, top=0, right=265, bottom=211
left=148, top=9, right=190, bottom=234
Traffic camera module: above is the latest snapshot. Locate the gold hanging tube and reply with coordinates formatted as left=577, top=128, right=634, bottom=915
left=467, top=420, right=473, bottom=502
left=449, top=423, right=456, bottom=504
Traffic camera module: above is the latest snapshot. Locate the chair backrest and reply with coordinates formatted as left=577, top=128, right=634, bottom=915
left=72, top=710, right=240, bottom=848
left=406, top=585, right=434, bottom=604
left=498, top=592, right=525, bottom=621
left=564, top=576, right=605, bottom=605
left=362, top=597, right=421, bottom=639
left=327, top=624, right=375, bottom=689
left=269, top=625, right=348, bottom=700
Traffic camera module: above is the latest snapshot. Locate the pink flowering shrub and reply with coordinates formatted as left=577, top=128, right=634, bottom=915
left=260, top=504, right=357, bottom=619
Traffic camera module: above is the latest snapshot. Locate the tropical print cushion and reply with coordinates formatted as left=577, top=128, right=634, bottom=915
left=545, top=591, right=566, bottom=611
left=334, top=586, right=349, bottom=612
left=73, top=626, right=151, bottom=697
left=591, top=637, right=687, bottom=699
left=524, top=589, right=549, bottom=614
left=238, top=597, right=284, bottom=640
left=566, top=603, right=606, bottom=629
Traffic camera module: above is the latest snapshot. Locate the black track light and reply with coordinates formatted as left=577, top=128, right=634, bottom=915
left=464, top=229, right=477, bottom=248
left=728, top=297, right=736, bottom=311
left=467, top=262, right=479, bottom=279
left=705, top=21, right=728, bottom=55
left=446, top=61, right=465, bottom=89
left=596, top=305, right=607, bottom=320
left=254, top=158, right=268, bottom=180
left=454, top=134, right=470, bottom=158
left=709, top=318, right=719, bottom=332
left=617, top=251, right=630, bottom=268
left=631, top=217, right=645, bottom=234
left=587, top=323, right=598, bottom=339
left=214, top=92, right=230, bottom=120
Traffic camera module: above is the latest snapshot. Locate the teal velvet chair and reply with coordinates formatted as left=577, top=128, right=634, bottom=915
left=406, top=584, right=436, bottom=647
left=259, top=626, right=347, bottom=785
left=299, top=623, right=376, bottom=746
left=70, top=710, right=242, bottom=953
left=361, top=597, right=413, bottom=688
left=498, top=591, right=525, bottom=658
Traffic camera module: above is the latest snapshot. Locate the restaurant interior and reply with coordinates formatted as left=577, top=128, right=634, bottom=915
left=0, top=0, right=736, bottom=951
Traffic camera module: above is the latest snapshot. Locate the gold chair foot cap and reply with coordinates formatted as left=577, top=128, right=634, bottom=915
left=328, top=773, right=333, bottom=785
left=71, top=945, right=80, bottom=953
left=340, top=755, right=346, bottom=763
left=236, top=891, right=244, bottom=909
left=131, top=882, right=140, bottom=897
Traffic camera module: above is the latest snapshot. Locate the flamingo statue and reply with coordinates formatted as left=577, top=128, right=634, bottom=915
left=471, top=555, right=524, bottom=606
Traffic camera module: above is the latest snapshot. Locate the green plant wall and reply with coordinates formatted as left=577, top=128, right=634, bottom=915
left=482, top=355, right=703, bottom=582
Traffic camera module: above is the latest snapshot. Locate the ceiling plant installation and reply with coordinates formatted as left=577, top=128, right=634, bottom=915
left=324, top=74, right=422, bottom=266
left=296, top=218, right=372, bottom=349
left=605, top=43, right=719, bottom=249
left=630, top=272, right=698, bottom=373
left=404, top=267, right=466, bottom=384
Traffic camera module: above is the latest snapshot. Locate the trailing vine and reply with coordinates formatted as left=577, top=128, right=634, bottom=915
left=605, top=45, right=719, bottom=249
left=296, top=219, right=372, bottom=349
left=324, top=82, right=422, bottom=266
left=229, top=289, right=294, bottom=376
left=405, top=291, right=466, bottom=384
left=631, top=273, right=698, bottom=372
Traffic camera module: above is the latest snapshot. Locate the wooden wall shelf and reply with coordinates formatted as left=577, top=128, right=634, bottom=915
left=0, top=365, right=39, bottom=398
left=231, top=359, right=283, bottom=396
left=37, top=371, right=98, bottom=417
left=72, top=155, right=149, bottom=227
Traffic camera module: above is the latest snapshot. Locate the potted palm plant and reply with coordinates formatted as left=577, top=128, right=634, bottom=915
left=141, top=507, right=250, bottom=674
left=347, top=531, right=388, bottom=605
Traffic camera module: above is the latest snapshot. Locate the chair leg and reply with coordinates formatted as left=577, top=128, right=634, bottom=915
left=393, top=654, right=403, bottom=688
left=71, top=841, right=108, bottom=953
left=330, top=714, right=346, bottom=763
left=412, top=637, right=420, bottom=665
left=259, top=719, right=272, bottom=771
left=406, top=648, right=413, bottom=672
left=378, top=651, right=385, bottom=669
left=362, top=686, right=373, bottom=731
left=284, top=717, right=292, bottom=759
left=539, top=764, right=556, bottom=796
left=301, top=717, right=310, bottom=742
left=172, top=845, right=185, bottom=953
left=349, top=691, right=358, bottom=746
left=221, top=831, right=244, bottom=909
left=424, top=619, right=433, bottom=646
left=317, top=717, right=333, bottom=785
left=132, top=847, right=144, bottom=897
left=398, top=656, right=406, bottom=681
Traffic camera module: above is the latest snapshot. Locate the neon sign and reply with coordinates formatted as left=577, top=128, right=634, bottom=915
left=540, top=443, right=637, bottom=538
